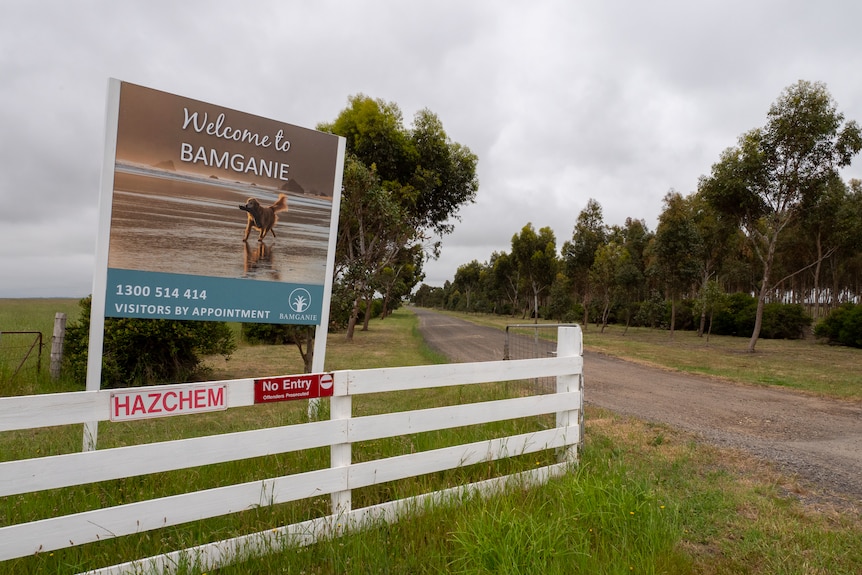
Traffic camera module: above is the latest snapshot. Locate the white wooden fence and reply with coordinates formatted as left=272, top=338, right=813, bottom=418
left=0, top=326, right=583, bottom=574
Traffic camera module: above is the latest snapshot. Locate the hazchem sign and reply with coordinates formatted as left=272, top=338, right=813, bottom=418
left=254, top=373, right=334, bottom=403
left=110, top=383, right=228, bottom=421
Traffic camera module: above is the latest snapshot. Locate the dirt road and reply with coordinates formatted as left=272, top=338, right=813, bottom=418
left=412, top=307, right=862, bottom=503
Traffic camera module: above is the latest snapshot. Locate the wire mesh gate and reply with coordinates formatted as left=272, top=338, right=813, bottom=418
left=504, top=323, right=580, bottom=392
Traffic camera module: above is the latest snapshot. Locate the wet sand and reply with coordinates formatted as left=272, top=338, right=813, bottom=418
left=107, top=167, right=333, bottom=285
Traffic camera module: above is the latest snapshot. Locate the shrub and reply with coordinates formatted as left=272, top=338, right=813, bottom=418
left=633, top=291, right=666, bottom=328
left=242, top=323, right=299, bottom=345
left=667, top=299, right=696, bottom=331
left=760, top=302, right=811, bottom=339
left=711, top=294, right=810, bottom=339
left=64, top=296, right=235, bottom=388
left=327, top=282, right=353, bottom=332
left=242, top=322, right=315, bottom=371
left=815, top=304, right=862, bottom=348
left=711, top=292, right=755, bottom=336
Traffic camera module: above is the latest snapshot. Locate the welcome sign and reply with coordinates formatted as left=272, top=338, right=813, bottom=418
left=97, top=80, right=344, bottom=325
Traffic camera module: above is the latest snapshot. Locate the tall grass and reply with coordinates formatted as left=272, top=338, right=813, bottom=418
left=2, top=302, right=862, bottom=574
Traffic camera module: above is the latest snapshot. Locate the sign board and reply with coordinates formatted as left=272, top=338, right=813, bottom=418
left=110, top=383, right=228, bottom=422
left=83, top=79, right=344, bottom=450
left=254, top=373, right=334, bottom=403
left=97, top=80, right=345, bottom=325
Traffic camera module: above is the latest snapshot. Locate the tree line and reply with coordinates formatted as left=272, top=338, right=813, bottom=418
left=413, top=81, right=862, bottom=352
left=63, top=80, right=862, bottom=387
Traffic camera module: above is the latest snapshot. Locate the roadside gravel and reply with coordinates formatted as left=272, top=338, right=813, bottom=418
left=412, top=307, right=862, bottom=508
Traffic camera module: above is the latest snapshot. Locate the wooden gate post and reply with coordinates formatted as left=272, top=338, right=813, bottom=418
left=49, top=312, right=66, bottom=380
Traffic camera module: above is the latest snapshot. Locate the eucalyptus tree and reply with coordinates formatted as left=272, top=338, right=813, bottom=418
left=803, top=178, right=862, bottom=315
left=777, top=177, right=850, bottom=317
left=490, top=251, right=520, bottom=316
left=610, top=217, right=652, bottom=328
left=695, top=279, right=727, bottom=342
left=336, top=156, right=413, bottom=340
left=652, top=190, right=703, bottom=338
left=452, top=260, right=483, bottom=312
left=836, top=180, right=862, bottom=302
left=511, top=223, right=558, bottom=320
left=374, top=243, right=423, bottom=322
left=561, top=198, right=608, bottom=328
left=700, top=80, right=862, bottom=351
left=320, top=94, right=479, bottom=247
left=321, top=94, right=479, bottom=338
left=689, top=192, right=738, bottom=335
left=589, top=241, right=631, bottom=332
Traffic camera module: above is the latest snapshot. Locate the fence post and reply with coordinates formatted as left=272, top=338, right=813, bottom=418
left=556, top=325, right=583, bottom=463
left=330, top=372, right=352, bottom=518
left=50, top=313, right=66, bottom=380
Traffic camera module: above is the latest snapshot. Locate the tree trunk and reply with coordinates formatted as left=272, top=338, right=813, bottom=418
left=749, top=291, right=767, bottom=352
left=533, top=287, right=539, bottom=324
left=697, top=271, right=709, bottom=337
left=362, top=293, right=373, bottom=331
left=706, top=308, right=714, bottom=343
left=293, top=326, right=314, bottom=372
left=581, top=292, right=590, bottom=332
left=812, top=232, right=823, bottom=321
left=748, top=237, right=776, bottom=353
left=669, top=296, right=676, bottom=339
left=380, top=292, right=390, bottom=319
left=346, top=296, right=361, bottom=341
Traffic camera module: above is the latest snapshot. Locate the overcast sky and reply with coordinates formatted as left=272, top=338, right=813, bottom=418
left=3, top=0, right=862, bottom=298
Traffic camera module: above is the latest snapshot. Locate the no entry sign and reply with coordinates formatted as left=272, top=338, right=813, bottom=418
left=254, top=373, right=334, bottom=404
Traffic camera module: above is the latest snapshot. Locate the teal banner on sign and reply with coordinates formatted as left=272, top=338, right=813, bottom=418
left=106, top=268, right=324, bottom=325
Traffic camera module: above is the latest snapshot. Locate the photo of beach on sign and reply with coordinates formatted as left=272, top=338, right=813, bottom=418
left=106, top=81, right=341, bottom=286
left=108, top=162, right=333, bottom=284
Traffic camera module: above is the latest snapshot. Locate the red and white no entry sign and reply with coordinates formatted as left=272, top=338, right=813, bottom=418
left=253, top=373, right=335, bottom=404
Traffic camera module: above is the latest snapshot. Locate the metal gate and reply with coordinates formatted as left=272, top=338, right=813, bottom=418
left=504, top=323, right=580, bottom=392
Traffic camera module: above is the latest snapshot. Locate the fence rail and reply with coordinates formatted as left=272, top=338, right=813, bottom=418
left=0, top=326, right=583, bottom=574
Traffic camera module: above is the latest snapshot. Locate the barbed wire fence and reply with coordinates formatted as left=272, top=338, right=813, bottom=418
left=0, top=331, right=43, bottom=384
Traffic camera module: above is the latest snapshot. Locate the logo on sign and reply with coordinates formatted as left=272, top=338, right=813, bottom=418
left=289, top=288, right=312, bottom=313
left=319, top=373, right=333, bottom=390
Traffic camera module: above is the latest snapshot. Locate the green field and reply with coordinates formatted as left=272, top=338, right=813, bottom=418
left=1, top=301, right=861, bottom=574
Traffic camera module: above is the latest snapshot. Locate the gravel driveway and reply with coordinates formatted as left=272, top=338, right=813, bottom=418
left=412, top=307, right=862, bottom=504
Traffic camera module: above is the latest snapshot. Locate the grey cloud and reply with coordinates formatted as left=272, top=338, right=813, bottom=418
left=3, top=0, right=862, bottom=294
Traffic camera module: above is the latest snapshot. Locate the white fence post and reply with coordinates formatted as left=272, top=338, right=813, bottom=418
left=556, top=325, right=583, bottom=463
left=330, top=372, right=352, bottom=516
